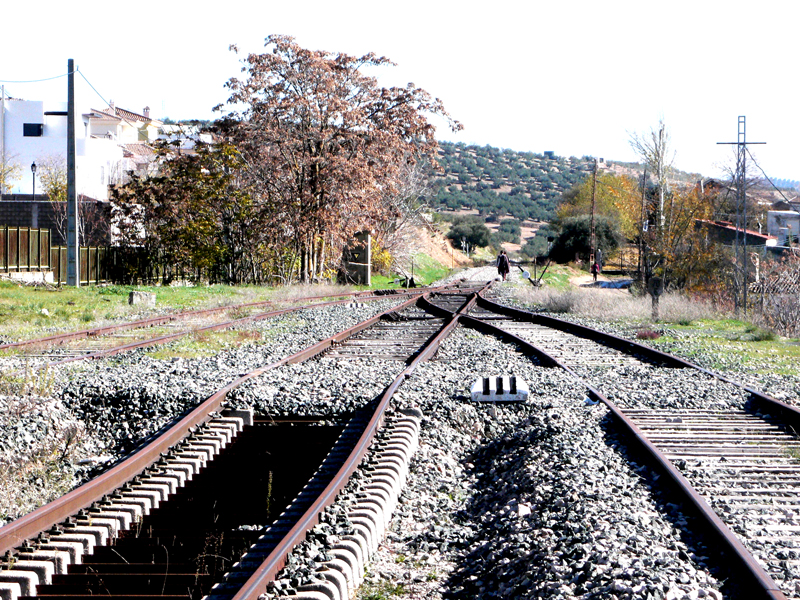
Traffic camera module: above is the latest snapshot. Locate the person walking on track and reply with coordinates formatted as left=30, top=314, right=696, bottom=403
left=497, top=249, right=510, bottom=281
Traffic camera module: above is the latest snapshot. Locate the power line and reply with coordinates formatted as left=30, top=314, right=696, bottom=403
left=77, top=68, right=147, bottom=133
left=745, top=147, right=791, bottom=204
left=0, top=71, right=74, bottom=84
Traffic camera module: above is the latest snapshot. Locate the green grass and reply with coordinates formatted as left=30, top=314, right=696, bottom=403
left=146, top=329, right=263, bottom=360
left=370, top=253, right=451, bottom=289
left=357, top=582, right=407, bottom=600
left=0, top=281, right=280, bottom=342
left=653, top=322, right=800, bottom=376
left=536, top=264, right=573, bottom=289
left=664, top=318, right=777, bottom=342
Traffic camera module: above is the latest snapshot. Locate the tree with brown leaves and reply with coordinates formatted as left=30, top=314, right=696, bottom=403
left=220, top=35, right=461, bottom=282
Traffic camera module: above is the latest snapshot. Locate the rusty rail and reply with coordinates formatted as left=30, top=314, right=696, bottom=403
left=461, top=298, right=788, bottom=600
left=0, top=283, right=478, bottom=353
left=230, top=285, right=488, bottom=600
left=0, top=294, right=423, bottom=555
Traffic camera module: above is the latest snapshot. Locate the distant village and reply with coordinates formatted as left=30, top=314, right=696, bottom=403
left=2, top=96, right=800, bottom=255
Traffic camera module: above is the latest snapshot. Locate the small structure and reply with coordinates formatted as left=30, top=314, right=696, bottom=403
left=128, top=291, right=156, bottom=307
left=340, top=231, right=371, bottom=285
left=470, top=376, right=529, bottom=402
left=694, top=219, right=777, bottom=247
left=767, top=211, right=800, bottom=247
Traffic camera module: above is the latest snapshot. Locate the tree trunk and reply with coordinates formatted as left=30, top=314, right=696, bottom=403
left=316, top=237, right=326, bottom=281
left=300, top=243, right=309, bottom=283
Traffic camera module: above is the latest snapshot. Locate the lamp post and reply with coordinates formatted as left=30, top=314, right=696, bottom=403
left=31, top=161, right=37, bottom=199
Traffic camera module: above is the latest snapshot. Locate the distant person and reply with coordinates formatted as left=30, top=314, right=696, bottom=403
left=496, top=249, right=510, bottom=281
left=591, top=262, right=599, bottom=282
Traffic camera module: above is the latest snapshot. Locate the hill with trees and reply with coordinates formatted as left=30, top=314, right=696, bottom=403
left=428, top=142, right=594, bottom=222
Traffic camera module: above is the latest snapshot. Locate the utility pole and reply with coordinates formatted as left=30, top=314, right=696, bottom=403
left=718, top=116, right=764, bottom=316
left=639, top=168, right=647, bottom=281
left=590, top=159, right=598, bottom=265
left=1, top=85, right=5, bottom=195
left=67, top=59, right=80, bottom=287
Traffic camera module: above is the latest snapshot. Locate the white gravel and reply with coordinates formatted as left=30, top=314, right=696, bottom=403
left=0, top=272, right=773, bottom=599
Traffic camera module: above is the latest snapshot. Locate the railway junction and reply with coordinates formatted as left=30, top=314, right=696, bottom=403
left=1, top=268, right=799, bottom=599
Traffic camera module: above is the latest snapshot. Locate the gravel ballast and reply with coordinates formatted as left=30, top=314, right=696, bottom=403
left=0, top=298, right=405, bottom=525
left=1, top=272, right=781, bottom=599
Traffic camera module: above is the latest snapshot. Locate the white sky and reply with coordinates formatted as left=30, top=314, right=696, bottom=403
left=3, top=0, right=799, bottom=181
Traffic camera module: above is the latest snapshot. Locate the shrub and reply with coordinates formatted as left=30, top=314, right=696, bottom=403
left=636, top=329, right=661, bottom=340
left=371, top=241, right=393, bottom=276
left=515, top=287, right=719, bottom=323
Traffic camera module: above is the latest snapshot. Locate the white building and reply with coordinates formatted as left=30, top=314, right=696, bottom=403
left=767, top=210, right=800, bottom=246
left=0, top=98, right=161, bottom=200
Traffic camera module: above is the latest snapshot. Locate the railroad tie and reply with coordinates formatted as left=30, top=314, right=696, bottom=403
left=294, top=412, right=422, bottom=600
left=0, top=414, right=245, bottom=600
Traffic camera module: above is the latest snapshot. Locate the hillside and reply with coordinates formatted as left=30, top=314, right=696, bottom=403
left=428, top=142, right=593, bottom=222
left=427, top=142, right=717, bottom=224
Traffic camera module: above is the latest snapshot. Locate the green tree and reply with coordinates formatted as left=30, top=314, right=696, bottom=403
left=446, top=216, right=491, bottom=249
left=548, top=215, right=620, bottom=264
left=112, top=141, right=261, bottom=284
left=221, top=35, right=461, bottom=282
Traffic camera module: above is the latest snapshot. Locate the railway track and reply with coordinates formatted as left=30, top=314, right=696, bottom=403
left=0, top=283, right=486, bottom=600
left=0, top=285, right=482, bottom=374
left=5, top=280, right=800, bottom=599
left=462, top=295, right=800, bottom=599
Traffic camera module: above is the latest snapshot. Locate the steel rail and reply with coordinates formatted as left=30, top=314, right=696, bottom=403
left=460, top=301, right=788, bottom=600
left=0, top=283, right=475, bottom=353
left=0, top=294, right=423, bottom=556
left=475, top=295, right=800, bottom=427
left=230, top=284, right=490, bottom=600
left=35, top=292, right=428, bottom=370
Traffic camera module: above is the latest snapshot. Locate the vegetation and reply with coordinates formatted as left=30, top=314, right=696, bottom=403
left=548, top=215, right=620, bottom=264
left=443, top=214, right=492, bottom=251
left=357, top=581, right=407, bottom=600
left=111, top=35, right=460, bottom=285
left=370, top=253, right=450, bottom=288
left=0, top=281, right=279, bottom=341
left=428, top=142, right=592, bottom=221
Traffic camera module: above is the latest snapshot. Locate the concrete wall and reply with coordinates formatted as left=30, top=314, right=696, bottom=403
left=0, top=198, right=65, bottom=244
left=0, top=196, right=111, bottom=246
left=767, top=211, right=800, bottom=246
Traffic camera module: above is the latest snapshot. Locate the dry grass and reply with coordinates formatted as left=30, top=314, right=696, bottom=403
left=513, top=287, right=721, bottom=324
left=0, top=364, right=56, bottom=397
left=0, top=396, right=87, bottom=525
left=270, top=283, right=356, bottom=302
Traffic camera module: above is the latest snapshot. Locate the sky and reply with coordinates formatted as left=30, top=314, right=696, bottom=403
left=3, top=0, right=800, bottom=182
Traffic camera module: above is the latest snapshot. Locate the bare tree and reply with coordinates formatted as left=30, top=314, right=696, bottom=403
left=38, top=155, right=110, bottom=246
left=373, top=160, right=436, bottom=272
left=629, top=120, right=675, bottom=233
left=38, top=156, right=68, bottom=242
left=222, top=35, right=461, bottom=283
left=0, top=153, right=22, bottom=195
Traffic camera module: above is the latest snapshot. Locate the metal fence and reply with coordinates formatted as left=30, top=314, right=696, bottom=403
left=3, top=226, right=242, bottom=285
left=50, top=246, right=109, bottom=286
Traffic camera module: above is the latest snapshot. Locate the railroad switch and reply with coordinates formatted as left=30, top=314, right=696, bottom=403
left=470, top=376, right=529, bottom=402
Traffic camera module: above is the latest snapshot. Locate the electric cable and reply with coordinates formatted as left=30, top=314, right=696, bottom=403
left=0, top=71, right=73, bottom=84
left=77, top=68, right=149, bottom=133
left=745, top=147, right=791, bottom=204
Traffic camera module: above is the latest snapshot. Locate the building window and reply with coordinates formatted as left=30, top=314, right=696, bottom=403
left=23, top=123, right=44, bottom=137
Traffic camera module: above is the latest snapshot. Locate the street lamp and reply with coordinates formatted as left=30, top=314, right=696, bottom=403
left=30, top=161, right=36, bottom=200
